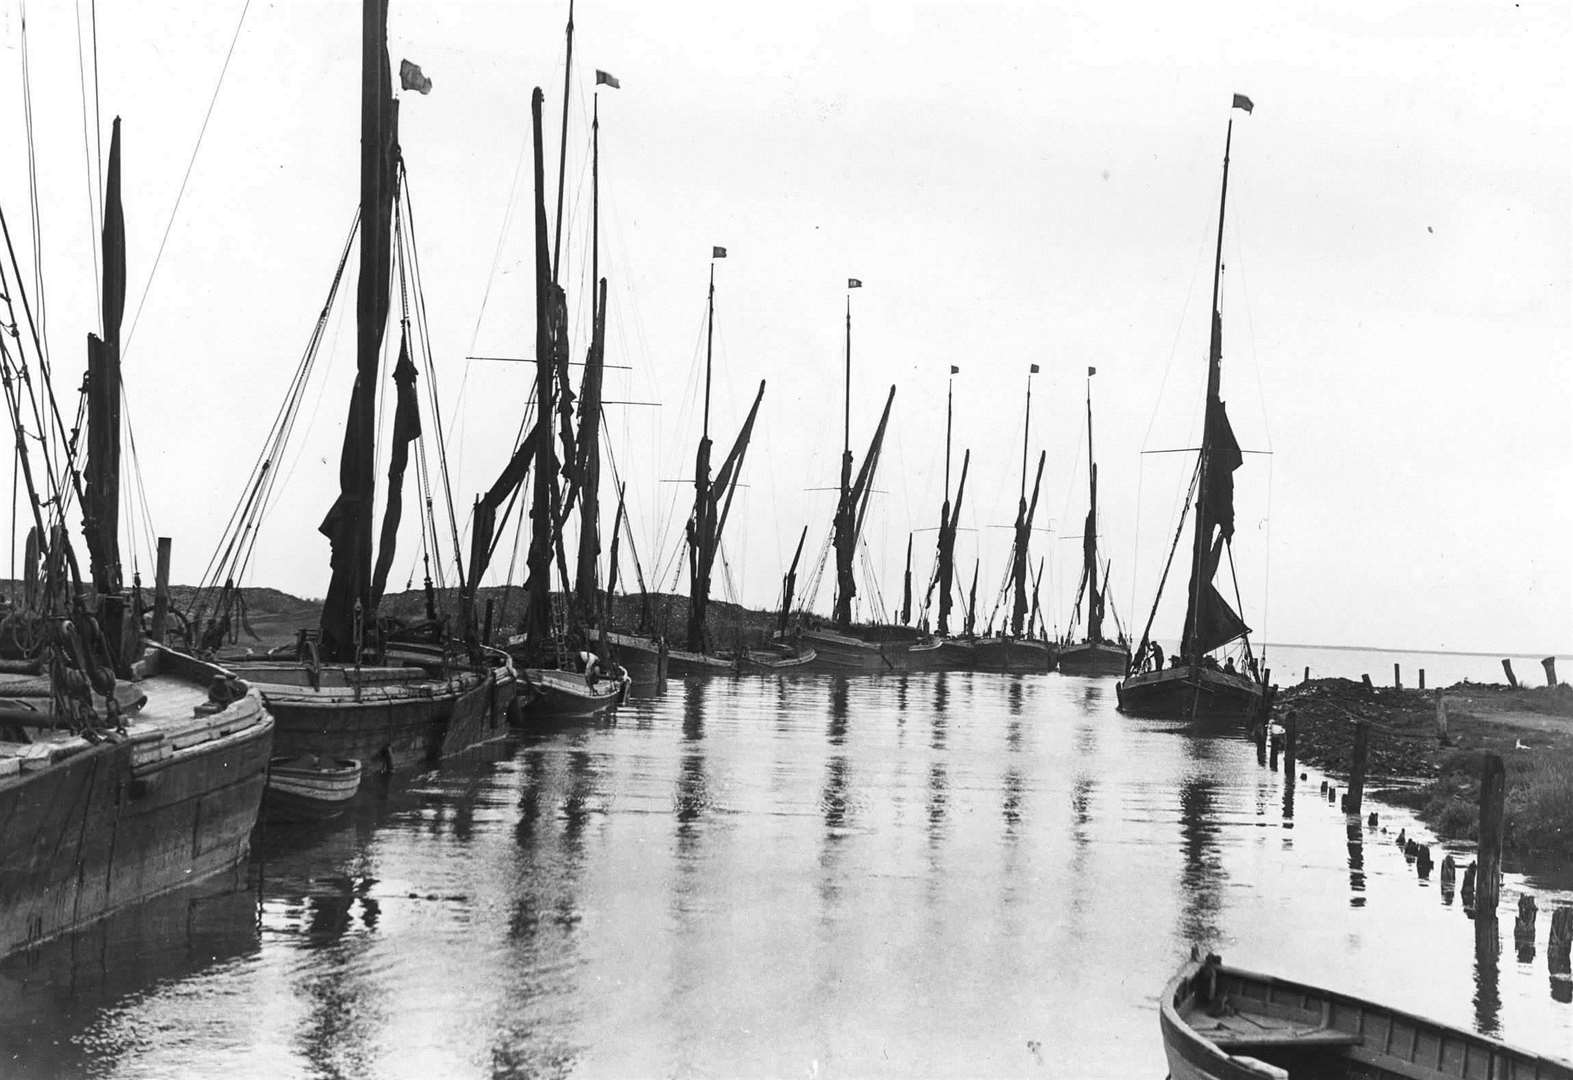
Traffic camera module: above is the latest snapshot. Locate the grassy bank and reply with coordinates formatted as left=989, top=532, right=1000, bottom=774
left=1274, top=678, right=1573, bottom=858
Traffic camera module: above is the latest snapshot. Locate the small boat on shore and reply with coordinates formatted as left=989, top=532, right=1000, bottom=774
left=1160, top=951, right=1573, bottom=1080
left=262, top=755, right=363, bottom=822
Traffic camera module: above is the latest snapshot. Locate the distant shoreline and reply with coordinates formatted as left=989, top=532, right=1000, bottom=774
left=1261, top=642, right=1571, bottom=661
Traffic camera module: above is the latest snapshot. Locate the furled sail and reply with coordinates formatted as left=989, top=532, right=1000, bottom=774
left=320, top=0, right=399, bottom=661
left=370, top=332, right=421, bottom=605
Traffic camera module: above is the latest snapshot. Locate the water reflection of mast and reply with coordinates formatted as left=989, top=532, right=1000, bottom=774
left=819, top=678, right=852, bottom=912
left=1176, top=771, right=1226, bottom=944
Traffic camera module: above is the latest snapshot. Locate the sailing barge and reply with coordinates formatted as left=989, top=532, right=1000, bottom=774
left=1160, top=953, right=1573, bottom=1080
left=1118, top=96, right=1266, bottom=721
left=0, top=119, right=273, bottom=957
left=222, top=0, right=515, bottom=765
left=798, top=286, right=942, bottom=673
left=1057, top=368, right=1130, bottom=676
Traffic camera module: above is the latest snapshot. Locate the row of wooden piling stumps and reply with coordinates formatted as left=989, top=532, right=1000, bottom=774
left=1299, top=656, right=1561, bottom=691
left=1255, top=714, right=1573, bottom=1000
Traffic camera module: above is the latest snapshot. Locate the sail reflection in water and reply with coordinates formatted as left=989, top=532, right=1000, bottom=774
left=4, top=673, right=1569, bottom=1079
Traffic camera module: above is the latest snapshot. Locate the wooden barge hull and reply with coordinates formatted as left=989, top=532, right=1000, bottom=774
left=234, top=664, right=515, bottom=778
left=969, top=636, right=1056, bottom=673
left=1055, top=640, right=1129, bottom=677
left=1161, top=956, right=1573, bottom=1079
left=1116, top=663, right=1262, bottom=721
left=0, top=652, right=273, bottom=959
left=800, top=630, right=943, bottom=673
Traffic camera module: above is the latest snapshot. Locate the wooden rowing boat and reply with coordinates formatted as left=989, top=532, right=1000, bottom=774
left=263, top=755, right=363, bottom=822
left=1160, top=953, right=1573, bottom=1080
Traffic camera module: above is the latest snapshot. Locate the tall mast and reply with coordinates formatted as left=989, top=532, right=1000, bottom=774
left=686, top=255, right=718, bottom=651
left=551, top=0, right=574, bottom=282
left=522, top=87, right=557, bottom=646
left=319, top=0, right=397, bottom=662
left=944, top=367, right=953, bottom=497
left=573, top=93, right=604, bottom=618
left=1020, top=365, right=1034, bottom=500
left=704, top=263, right=715, bottom=440
left=1085, top=369, right=1101, bottom=642
left=1183, top=115, right=1234, bottom=660
left=833, top=291, right=854, bottom=628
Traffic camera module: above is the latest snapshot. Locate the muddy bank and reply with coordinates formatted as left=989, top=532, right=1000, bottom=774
left=1274, top=677, right=1573, bottom=857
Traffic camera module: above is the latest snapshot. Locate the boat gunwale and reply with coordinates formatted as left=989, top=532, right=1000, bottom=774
left=1160, top=957, right=1573, bottom=1079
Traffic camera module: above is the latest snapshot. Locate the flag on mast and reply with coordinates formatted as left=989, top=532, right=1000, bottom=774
left=950, top=365, right=959, bottom=374
left=712, top=246, right=727, bottom=258
left=1029, top=363, right=1040, bottom=374
left=848, top=278, right=863, bottom=289
left=596, top=70, right=621, bottom=89
left=399, top=59, right=433, bottom=94
left=1232, top=93, right=1254, bottom=113
left=1088, top=365, right=1097, bottom=376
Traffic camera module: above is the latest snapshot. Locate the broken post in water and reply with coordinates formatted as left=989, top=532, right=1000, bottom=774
left=1544, top=656, right=1559, bottom=686
left=1361, top=673, right=1373, bottom=690
left=1477, top=753, right=1505, bottom=916
left=1345, top=721, right=1370, bottom=816
left=1501, top=658, right=1517, bottom=688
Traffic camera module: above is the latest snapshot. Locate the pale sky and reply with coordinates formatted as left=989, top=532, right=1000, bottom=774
left=0, top=0, right=1567, bottom=656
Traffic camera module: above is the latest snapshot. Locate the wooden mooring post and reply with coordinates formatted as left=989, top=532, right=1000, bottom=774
left=1361, top=673, right=1373, bottom=690
left=1393, top=662, right=1401, bottom=688
left=1544, top=657, right=1559, bottom=686
left=1477, top=753, right=1506, bottom=917
left=1344, top=722, right=1370, bottom=816
left=1501, top=658, right=1518, bottom=688
left=1550, top=907, right=1573, bottom=981
left=151, top=537, right=172, bottom=643
left=483, top=599, right=495, bottom=645
left=1418, top=668, right=1425, bottom=691
left=1303, top=666, right=1310, bottom=684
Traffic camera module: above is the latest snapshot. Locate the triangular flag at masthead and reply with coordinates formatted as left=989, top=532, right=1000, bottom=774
left=1232, top=93, right=1254, bottom=114
left=712, top=246, right=727, bottom=258
left=399, top=59, right=433, bottom=94
left=596, top=70, right=621, bottom=89
left=950, top=365, right=960, bottom=375
left=1088, top=365, right=1097, bottom=376
left=848, top=278, right=862, bottom=289
left=1029, top=363, right=1040, bottom=374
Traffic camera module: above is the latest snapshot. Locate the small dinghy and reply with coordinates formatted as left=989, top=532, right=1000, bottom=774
left=1160, top=951, right=1573, bottom=1080
left=263, top=755, right=363, bottom=822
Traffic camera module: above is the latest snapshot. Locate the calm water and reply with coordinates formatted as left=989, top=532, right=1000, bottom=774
left=2, top=673, right=1569, bottom=1078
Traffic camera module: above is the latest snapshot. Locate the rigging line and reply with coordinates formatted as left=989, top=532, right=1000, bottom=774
left=91, top=0, right=103, bottom=207
left=399, top=173, right=465, bottom=580
left=18, top=1, right=47, bottom=359
left=123, top=0, right=254, bottom=358
left=74, top=0, right=102, bottom=323
left=1138, top=209, right=1214, bottom=454
left=0, top=207, right=73, bottom=508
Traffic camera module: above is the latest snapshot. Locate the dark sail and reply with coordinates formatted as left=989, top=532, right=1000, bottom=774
left=1183, top=536, right=1251, bottom=655
left=84, top=117, right=125, bottom=600
left=320, top=0, right=399, bottom=661
left=900, top=534, right=912, bottom=625
left=1202, top=391, right=1242, bottom=542
left=686, top=380, right=765, bottom=651
left=935, top=449, right=968, bottom=636
left=832, top=386, right=896, bottom=629
left=520, top=88, right=561, bottom=648
left=370, top=331, right=421, bottom=605
left=778, top=525, right=807, bottom=637
left=573, top=278, right=607, bottom=619
left=1009, top=450, right=1045, bottom=637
